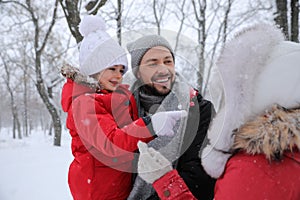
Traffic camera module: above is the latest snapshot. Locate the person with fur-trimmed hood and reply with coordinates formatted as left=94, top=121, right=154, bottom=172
left=135, top=24, right=300, bottom=200
left=125, top=35, right=216, bottom=200
left=61, top=15, right=185, bottom=200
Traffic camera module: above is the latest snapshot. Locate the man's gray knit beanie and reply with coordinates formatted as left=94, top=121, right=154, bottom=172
left=126, top=35, right=174, bottom=75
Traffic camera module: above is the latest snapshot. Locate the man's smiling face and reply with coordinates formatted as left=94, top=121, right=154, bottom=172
left=137, top=46, right=175, bottom=95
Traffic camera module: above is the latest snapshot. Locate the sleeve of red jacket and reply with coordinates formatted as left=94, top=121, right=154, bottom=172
left=72, top=94, right=155, bottom=158
left=152, top=170, right=197, bottom=200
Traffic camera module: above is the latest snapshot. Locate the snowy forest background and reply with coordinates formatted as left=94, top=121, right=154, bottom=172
left=0, top=0, right=299, bottom=199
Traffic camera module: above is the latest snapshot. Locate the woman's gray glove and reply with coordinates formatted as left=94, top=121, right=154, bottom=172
left=150, top=110, right=187, bottom=136
left=137, top=141, right=173, bottom=184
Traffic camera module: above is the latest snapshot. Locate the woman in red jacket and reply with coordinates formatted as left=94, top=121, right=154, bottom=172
left=136, top=24, right=300, bottom=200
left=138, top=105, right=300, bottom=200
left=61, top=16, right=184, bottom=200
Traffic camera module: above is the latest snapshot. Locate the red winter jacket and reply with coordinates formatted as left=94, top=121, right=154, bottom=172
left=214, top=151, right=300, bottom=200
left=61, top=79, right=154, bottom=200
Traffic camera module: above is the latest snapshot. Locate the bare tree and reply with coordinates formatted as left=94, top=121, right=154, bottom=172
left=152, top=0, right=167, bottom=35
left=202, top=0, right=233, bottom=97
left=1, top=55, right=22, bottom=139
left=102, top=0, right=125, bottom=44
left=170, top=0, right=188, bottom=52
left=59, top=0, right=108, bottom=44
left=274, top=0, right=299, bottom=41
left=116, top=0, right=123, bottom=44
left=85, top=0, right=109, bottom=15
left=191, top=0, right=206, bottom=89
left=16, top=39, right=33, bottom=137
left=274, top=0, right=289, bottom=38
left=22, top=59, right=30, bottom=137
left=291, top=0, right=299, bottom=42
left=221, top=0, right=233, bottom=44
left=1, top=0, right=62, bottom=146
left=59, top=0, right=83, bottom=44
left=27, top=0, right=62, bottom=146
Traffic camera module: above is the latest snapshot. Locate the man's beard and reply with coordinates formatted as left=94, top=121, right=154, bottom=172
left=142, top=83, right=172, bottom=96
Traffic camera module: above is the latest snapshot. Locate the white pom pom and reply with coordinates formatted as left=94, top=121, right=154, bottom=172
left=79, top=15, right=106, bottom=37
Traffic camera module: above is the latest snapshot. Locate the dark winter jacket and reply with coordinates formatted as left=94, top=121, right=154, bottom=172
left=151, top=105, right=300, bottom=200
left=128, top=78, right=216, bottom=200
left=61, top=65, right=155, bottom=200
left=176, top=92, right=216, bottom=200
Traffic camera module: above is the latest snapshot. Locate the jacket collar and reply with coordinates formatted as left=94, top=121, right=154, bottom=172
left=61, top=64, right=101, bottom=92
left=232, top=104, right=300, bottom=161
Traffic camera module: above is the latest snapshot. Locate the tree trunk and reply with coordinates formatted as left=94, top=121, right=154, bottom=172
left=291, top=0, right=299, bottom=42
left=59, top=0, right=108, bottom=44
left=23, top=65, right=29, bottom=137
left=35, top=55, right=62, bottom=145
left=274, top=0, right=289, bottom=39
left=2, top=55, right=22, bottom=139
left=202, top=0, right=232, bottom=101
left=85, top=0, right=108, bottom=15
left=25, top=0, right=62, bottom=146
left=14, top=108, right=22, bottom=139
left=116, top=0, right=122, bottom=45
left=153, top=0, right=161, bottom=35
left=12, top=111, right=22, bottom=139
left=59, top=0, right=83, bottom=44
left=48, top=122, right=53, bottom=136
left=191, top=0, right=206, bottom=90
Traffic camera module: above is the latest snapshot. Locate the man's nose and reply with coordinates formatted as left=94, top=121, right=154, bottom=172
left=156, top=64, right=169, bottom=74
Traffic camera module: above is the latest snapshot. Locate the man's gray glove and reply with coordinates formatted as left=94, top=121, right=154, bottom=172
left=150, top=110, right=187, bottom=136
left=137, top=141, right=173, bottom=184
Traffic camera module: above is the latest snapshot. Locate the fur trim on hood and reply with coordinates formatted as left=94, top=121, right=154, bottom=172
left=61, top=63, right=101, bottom=91
left=232, top=104, right=300, bottom=161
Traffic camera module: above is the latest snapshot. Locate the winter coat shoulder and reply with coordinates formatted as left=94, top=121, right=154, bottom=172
left=215, top=150, right=300, bottom=200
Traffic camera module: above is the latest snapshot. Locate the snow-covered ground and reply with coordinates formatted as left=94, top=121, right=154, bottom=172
left=0, top=128, right=73, bottom=200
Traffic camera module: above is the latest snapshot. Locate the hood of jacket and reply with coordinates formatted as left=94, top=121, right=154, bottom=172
left=201, top=23, right=300, bottom=179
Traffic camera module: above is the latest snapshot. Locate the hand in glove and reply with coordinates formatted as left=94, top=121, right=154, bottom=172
left=150, top=110, right=187, bottom=136
left=137, top=141, right=173, bottom=184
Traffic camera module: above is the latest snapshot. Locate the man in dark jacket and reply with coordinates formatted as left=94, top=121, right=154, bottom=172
left=125, top=35, right=216, bottom=200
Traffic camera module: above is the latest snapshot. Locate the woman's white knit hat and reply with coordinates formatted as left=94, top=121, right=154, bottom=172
left=78, top=15, right=128, bottom=76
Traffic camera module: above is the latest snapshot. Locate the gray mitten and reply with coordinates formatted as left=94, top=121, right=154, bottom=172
left=137, top=141, right=173, bottom=184
left=150, top=110, right=187, bottom=136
